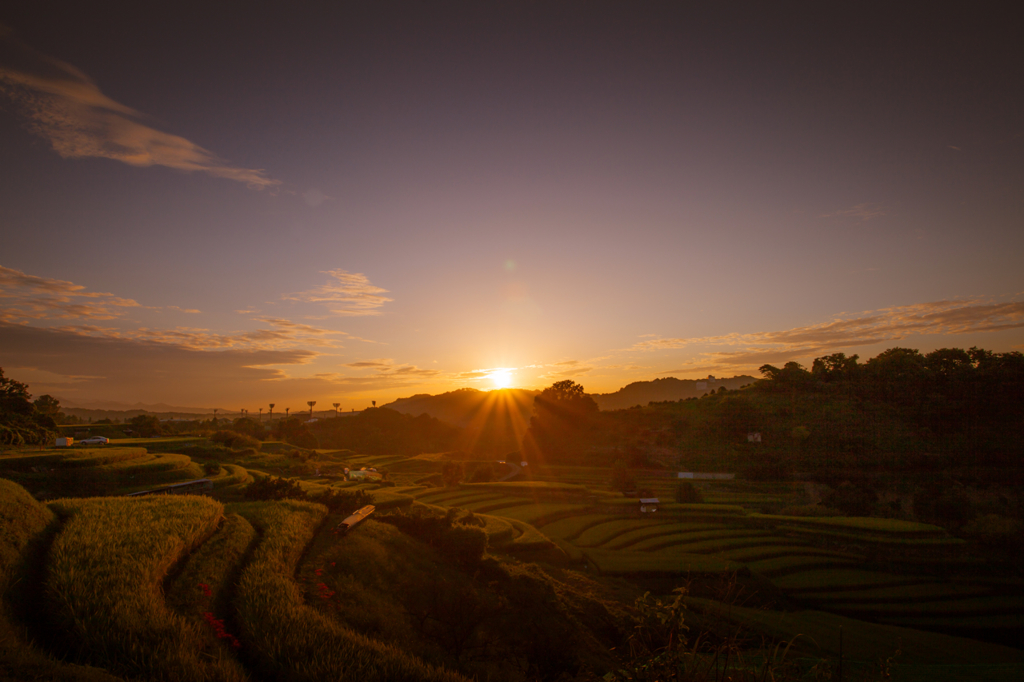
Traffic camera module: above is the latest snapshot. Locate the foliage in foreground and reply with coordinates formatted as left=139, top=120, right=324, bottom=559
left=45, top=495, right=244, bottom=682
left=242, top=474, right=373, bottom=514
left=232, top=499, right=468, bottom=682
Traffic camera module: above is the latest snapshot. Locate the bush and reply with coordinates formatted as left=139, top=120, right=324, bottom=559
left=442, top=461, right=463, bottom=487
left=962, top=514, right=1021, bottom=546
left=673, top=481, right=704, bottom=503
left=209, top=430, right=262, bottom=451
left=380, top=507, right=487, bottom=568
left=469, top=463, right=493, bottom=483
left=914, top=483, right=975, bottom=529
left=610, top=460, right=635, bottom=491
left=243, top=476, right=306, bottom=501
left=824, top=482, right=876, bottom=516
left=740, top=454, right=793, bottom=481
left=242, top=476, right=372, bottom=516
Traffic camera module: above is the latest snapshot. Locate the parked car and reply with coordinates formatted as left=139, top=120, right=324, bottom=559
left=79, top=436, right=109, bottom=444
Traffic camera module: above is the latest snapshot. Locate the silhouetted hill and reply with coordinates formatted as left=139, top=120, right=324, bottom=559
left=385, top=388, right=538, bottom=427
left=592, top=375, right=756, bottom=411
left=384, top=388, right=539, bottom=455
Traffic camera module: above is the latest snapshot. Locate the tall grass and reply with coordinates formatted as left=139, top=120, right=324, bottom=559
left=45, top=495, right=244, bottom=682
left=166, top=513, right=256, bottom=619
left=233, top=499, right=468, bottom=682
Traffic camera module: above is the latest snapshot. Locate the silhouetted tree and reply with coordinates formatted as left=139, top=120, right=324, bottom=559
left=522, top=381, right=598, bottom=464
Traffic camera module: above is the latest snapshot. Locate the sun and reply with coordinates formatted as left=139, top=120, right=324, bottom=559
left=490, top=369, right=514, bottom=389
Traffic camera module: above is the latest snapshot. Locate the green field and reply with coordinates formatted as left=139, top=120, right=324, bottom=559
left=2, top=460, right=1023, bottom=682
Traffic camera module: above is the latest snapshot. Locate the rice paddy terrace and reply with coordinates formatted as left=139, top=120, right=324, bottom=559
left=408, top=476, right=1024, bottom=650
left=2, top=446, right=1024, bottom=681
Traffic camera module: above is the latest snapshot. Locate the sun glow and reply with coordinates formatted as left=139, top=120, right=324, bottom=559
left=490, top=369, right=514, bottom=389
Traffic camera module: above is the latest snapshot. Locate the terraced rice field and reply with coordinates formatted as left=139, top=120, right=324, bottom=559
left=0, top=478, right=469, bottom=682
left=402, top=479, right=1024, bottom=642
left=3, top=468, right=1022, bottom=679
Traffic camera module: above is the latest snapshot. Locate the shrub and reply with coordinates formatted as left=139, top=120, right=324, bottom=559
left=380, top=507, right=488, bottom=568
left=243, top=476, right=307, bottom=501
left=673, top=481, right=704, bottom=503
left=242, top=476, right=373, bottom=515
left=469, top=463, right=493, bottom=483
left=961, top=514, right=1021, bottom=546
left=740, top=454, right=793, bottom=481
left=610, top=460, right=635, bottom=491
left=442, top=461, right=464, bottom=487
left=824, top=482, right=877, bottom=516
left=204, top=461, right=221, bottom=475
left=210, top=430, right=262, bottom=451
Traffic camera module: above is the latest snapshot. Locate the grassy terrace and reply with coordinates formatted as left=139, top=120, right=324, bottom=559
left=616, top=528, right=769, bottom=551
left=534, top=512, right=615, bottom=540
left=772, top=569, right=926, bottom=592
left=582, top=548, right=738, bottom=575
left=750, top=514, right=951, bottom=537
left=46, top=495, right=241, bottom=682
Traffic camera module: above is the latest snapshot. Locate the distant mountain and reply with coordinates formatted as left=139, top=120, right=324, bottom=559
left=591, top=375, right=756, bottom=411
left=57, top=398, right=221, bottom=414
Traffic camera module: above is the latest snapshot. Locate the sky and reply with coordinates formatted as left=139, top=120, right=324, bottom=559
left=1, top=2, right=1022, bottom=411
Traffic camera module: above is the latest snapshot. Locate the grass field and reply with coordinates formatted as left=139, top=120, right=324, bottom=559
left=233, top=499, right=467, bottom=682
left=4, top=459, right=1024, bottom=681
left=582, top=548, right=738, bottom=574
left=45, top=495, right=242, bottom=682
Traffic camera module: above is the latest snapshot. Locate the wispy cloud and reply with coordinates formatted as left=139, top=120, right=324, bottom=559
left=0, top=30, right=277, bottom=188
left=344, top=358, right=439, bottom=377
left=636, top=298, right=1024, bottom=369
left=283, top=270, right=392, bottom=316
left=819, top=203, right=886, bottom=221
left=537, top=359, right=593, bottom=380
left=0, top=265, right=140, bottom=322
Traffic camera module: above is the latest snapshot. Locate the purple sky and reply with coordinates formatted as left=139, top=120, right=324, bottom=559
left=1, top=2, right=1022, bottom=410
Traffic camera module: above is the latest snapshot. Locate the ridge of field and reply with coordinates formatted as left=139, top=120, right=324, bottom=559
left=796, top=582, right=992, bottom=604
left=574, top=519, right=682, bottom=547
left=45, top=495, right=243, bottom=681
left=636, top=533, right=794, bottom=554
left=750, top=514, right=950, bottom=536
left=582, top=548, right=738, bottom=575
left=716, top=544, right=858, bottom=563
left=0, top=480, right=126, bottom=682
left=479, top=502, right=590, bottom=527
left=825, top=595, right=1024, bottom=618
left=685, top=597, right=1024, bottom=680
left=775, top=524, right=967, bottom=547
left=606, top=526, right=761, bottom=550
left=166, top=513, right=257, bottom=620
left=232, top=499, right=467, bottom=682
left=533, top=513, right=625, bottom=540
left=0, top=447, right=150, bottom=469
left=772, top=569, right=929, bottom=592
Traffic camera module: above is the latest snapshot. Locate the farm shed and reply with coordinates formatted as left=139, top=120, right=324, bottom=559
left=55, top=437, right=74, bottom=447
left=639, top=498, right=659, bottom=513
